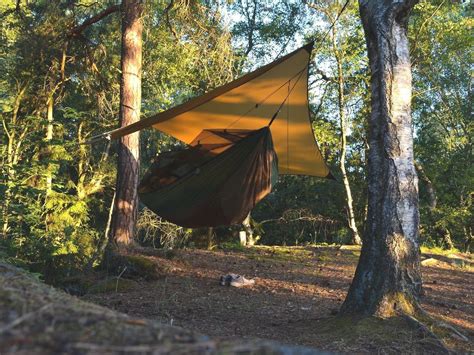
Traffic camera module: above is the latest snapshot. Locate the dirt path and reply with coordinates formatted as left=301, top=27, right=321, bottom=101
left=83, top=246, right=474, bottom=352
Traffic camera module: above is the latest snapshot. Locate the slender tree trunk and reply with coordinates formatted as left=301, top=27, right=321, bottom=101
left=110, top=0, right=143, bottom=251
left=443, top=228, right=454, bottom=250
left=45, top=96, right=54, bottom=197
left=2, top=87, right=26, bottom=238
left=464, top=227, right=472, bottom=253
left=88, top=191, right=116, bottom=270
left=42, top=95, right=54, bottom=233
left=207, top=227, right=214, bottom=250
left=414, top=161, right=437, bottom=210
left=1, top=176, right=12, bottom=238
left=2, top=130, right=15, bottom=238
left=341, top=0, right=422, bottom=317
left=242, top=213, right=253, bottom=245
left=332, top=27, right=362, bottom=246
left=76, top=121, right=87, bottom=200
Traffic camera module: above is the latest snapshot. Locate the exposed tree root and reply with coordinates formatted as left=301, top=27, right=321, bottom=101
left=400, top=313, right=450, bottom=354
left=416, top=307, right=470, bottom=342
left=398, top=305, right=472, bottom=354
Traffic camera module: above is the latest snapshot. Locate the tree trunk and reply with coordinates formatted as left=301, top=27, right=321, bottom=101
left=45, top=95, right=54, bottom=197
left=463, top=227, right=472, bottom=254
left=242, top=213, right=257, bottom=246
left=110, top=0, right=143, bottom=251
left=341, top=0, right=422, bottom=317
left=332, top=25, right=362, bottom=246
left=442, top=228, right=454, bottom=250
left=44, top=95, right=54, bottom=232
left=2, top=86, right=26, bottom=238
left=207, top=227, right=215, bottom=250
left=414, top=161, right=437, bottom=210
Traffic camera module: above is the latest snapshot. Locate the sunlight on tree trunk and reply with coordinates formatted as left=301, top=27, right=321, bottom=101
left=2, top=86, right=27, bottom=238
left=110, top=0, right=143, bottom=251
left=45, top=96, right=54, bottom=197
left=242, top=213, right=258, bottom=246
left=341, top=0, right=422, bottom=317
left=207, top=227, right=215, bottom=250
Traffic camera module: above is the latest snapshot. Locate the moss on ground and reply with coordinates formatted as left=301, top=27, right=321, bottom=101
left=317, top=316, right=407, bottom=341
left=87, top=277, right=138, bottom=294
left=312, top=315, right=450, bottom=353
left=102, top=253, right=162, bottom=281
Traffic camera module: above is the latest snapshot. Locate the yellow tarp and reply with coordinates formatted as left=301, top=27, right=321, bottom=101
left=110, top=42, right=331, bottom=177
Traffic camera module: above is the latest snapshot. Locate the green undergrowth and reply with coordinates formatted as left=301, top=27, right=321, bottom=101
left=219, top=241, right=246, bottom=252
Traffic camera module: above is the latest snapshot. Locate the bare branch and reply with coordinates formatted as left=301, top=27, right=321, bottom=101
left=244, top=0, right=258, bottom=56
left=164, top=0, right=179, bottom=41
left=69, top=4, right=120, bottom=38
left=0, top=0, right=21, bottom=19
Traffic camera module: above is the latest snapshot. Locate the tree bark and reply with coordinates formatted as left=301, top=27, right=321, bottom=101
left=331, top=23, right=362, bottom=246
left=110, top=0, right=143, bottom=251
left=341, top=0, right=422, bottom=317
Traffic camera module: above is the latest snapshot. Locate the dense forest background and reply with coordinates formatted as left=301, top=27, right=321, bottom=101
left=0, top=0, right=472, bottom=277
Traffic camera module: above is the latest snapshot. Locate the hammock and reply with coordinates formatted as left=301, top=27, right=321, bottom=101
left=138, top=127, right=277, bottom=228
left=109, top=42, right=333, bottom=227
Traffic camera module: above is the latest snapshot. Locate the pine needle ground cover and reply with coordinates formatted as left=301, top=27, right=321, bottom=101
left=81, top=245, right=473, bottom=353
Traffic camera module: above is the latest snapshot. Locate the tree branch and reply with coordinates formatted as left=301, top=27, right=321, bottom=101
left=244, top=0, right=258, bottom=56
left=163, top=0, right=179, bottom=41
left=410, top=0, right=445, bottom=64
left=0, top=0, right=21, bottom=19
left=69, top=4, right=120, bottom=38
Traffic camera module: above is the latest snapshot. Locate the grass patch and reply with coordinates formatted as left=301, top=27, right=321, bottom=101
left=219, top=241, right=246, bottom=252
left=421, top=245, right=461, bottom=256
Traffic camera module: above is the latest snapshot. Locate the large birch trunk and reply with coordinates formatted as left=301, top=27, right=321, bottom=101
left=341, top=0, right=422, bottom=317
left=110, top=0, right=143, bottom=250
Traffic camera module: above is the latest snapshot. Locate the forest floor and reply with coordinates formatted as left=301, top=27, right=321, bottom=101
left=82, top=245, right=473, bottom=353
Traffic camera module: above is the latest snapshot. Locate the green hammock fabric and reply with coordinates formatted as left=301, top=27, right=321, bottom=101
left=138, top=127, right=278, bottom=228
